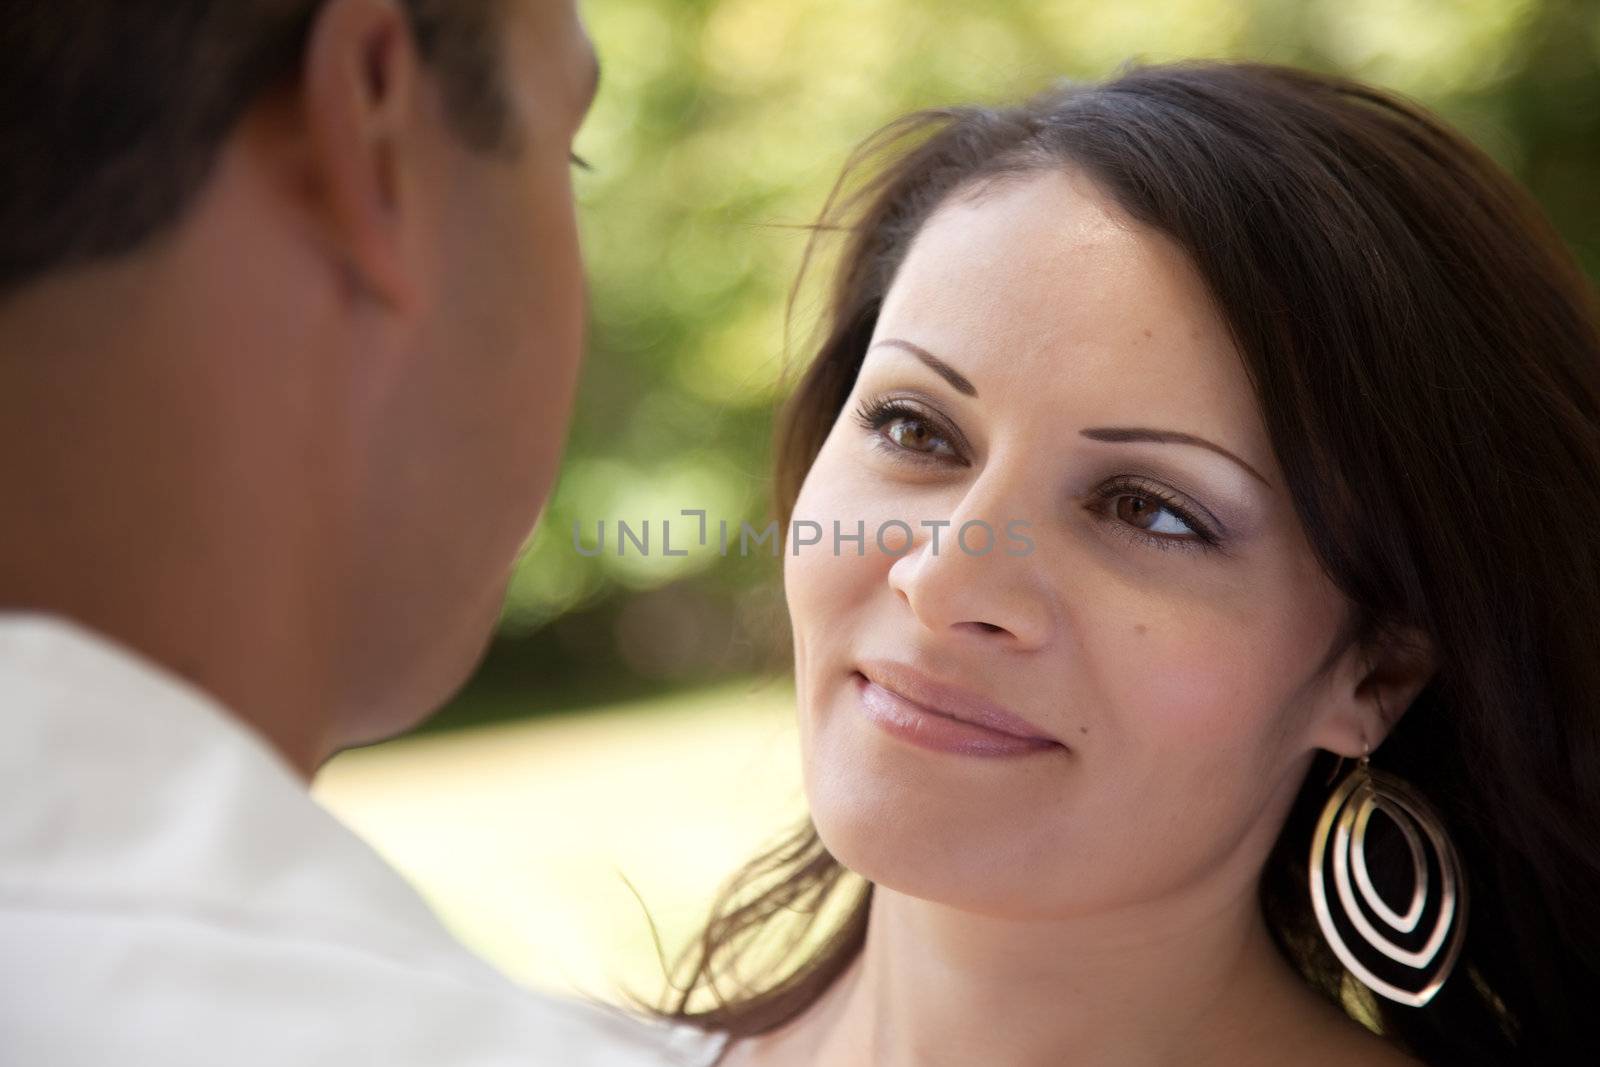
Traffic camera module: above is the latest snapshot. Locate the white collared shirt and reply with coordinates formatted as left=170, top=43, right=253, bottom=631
left=0, top=612, right=729, bottom=1067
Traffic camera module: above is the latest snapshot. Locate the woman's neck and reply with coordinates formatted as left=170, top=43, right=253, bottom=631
left=729, top=881, right=1360, bottom=1067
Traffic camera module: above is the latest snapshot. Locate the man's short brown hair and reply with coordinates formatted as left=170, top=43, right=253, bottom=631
left=0, top=0, right=512, bottom=297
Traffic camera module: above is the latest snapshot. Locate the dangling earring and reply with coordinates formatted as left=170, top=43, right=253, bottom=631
left=1308, top=741, right=1468, bottom=1007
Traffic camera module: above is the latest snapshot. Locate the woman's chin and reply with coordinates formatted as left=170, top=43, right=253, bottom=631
left=804, top=777, right=1049, bottom=919
left=814, top=822, right=1063, bottom=920
left=800, top=683, right=1086, bottom=917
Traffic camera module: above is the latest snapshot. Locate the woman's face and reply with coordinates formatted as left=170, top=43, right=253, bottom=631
left=785, top=168, right=1365, bottom=919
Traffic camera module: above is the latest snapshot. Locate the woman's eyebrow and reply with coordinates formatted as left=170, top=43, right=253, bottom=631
left=867, top=337, right=1271, bottom=489
left=868, top=338, right=978, bottom=397
left=1080, top=426, right=1273, bottom=488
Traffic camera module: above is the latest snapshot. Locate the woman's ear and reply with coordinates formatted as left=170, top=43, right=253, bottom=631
left=1309, top=621, right=1436, bottom=757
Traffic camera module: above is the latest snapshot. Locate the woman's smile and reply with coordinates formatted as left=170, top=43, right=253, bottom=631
left=851, top=666, right=1066, bottom=758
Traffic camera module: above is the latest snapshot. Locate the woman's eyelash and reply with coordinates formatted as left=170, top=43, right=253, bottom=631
left=1088, top=477, right=1222, bottom=554
left=851, top=396, right=965, bottom=465
left=851, top=394, right=1222, bottom=555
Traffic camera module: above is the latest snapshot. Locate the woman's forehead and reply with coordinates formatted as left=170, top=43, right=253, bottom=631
left=874, top=170, right=1268, bottom=454
left=886, top=171, right=1199, bottom=343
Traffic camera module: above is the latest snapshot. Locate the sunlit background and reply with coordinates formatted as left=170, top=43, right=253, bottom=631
left=312, top=0, right=1600, bottom=1010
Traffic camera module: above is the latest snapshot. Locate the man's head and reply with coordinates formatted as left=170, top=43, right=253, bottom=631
left=0, top=0, right=600, bottom=769
left=1, top=0, right=596, bottom=292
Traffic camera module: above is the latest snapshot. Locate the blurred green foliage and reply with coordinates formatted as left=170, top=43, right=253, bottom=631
left=430, top=0, right=1599, bottom=732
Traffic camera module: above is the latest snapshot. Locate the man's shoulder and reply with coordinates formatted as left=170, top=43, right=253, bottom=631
left=0, top=900, right=702, bottom=1065
left=0, top=612, right=699, bottom=1064
left=0, top=610, right=451, bottom=948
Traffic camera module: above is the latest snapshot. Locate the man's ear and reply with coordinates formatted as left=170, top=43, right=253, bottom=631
left=299, top=0, right=428, bottom=314
left=1310, top=621, right=1436, bottom=757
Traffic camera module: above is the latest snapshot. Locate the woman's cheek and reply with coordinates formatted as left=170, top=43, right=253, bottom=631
left=786, top=490, right=874, bottom=619
left=1101, top=617, right=1272, bottom=760
left=785, top=458, right=873, bottom=742
left=786, top=452, right=919, bottom=608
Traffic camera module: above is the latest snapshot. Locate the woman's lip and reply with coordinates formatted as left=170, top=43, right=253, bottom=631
left=853, top=659, right=1063, bottom=744
left=851, top=670, right=1064, bottom=758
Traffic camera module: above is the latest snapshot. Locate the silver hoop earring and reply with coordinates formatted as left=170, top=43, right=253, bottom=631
left=1308, top=748, right=1468, bottom=1007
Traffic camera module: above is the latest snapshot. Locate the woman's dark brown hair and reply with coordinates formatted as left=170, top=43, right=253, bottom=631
left=636, top=57, right=1600, bottom=1065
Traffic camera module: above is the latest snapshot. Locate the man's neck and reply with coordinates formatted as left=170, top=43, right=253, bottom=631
left=0, top=265, right=343, bottom=783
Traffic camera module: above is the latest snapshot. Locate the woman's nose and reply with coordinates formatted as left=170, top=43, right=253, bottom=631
left=884, top=507, right=1054, bottom=650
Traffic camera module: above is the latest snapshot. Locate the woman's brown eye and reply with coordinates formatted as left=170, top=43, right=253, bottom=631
left=852, top=397, right=968, bottom=465
left=1115, top=493, right=1193, bottom=536
left=1117, top=494, right=1154, bottom=528
left=887, top=417, right=947, bottom=453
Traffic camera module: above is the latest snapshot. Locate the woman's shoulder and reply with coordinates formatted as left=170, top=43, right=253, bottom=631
left=543, top=993, right=731, bottom=1067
